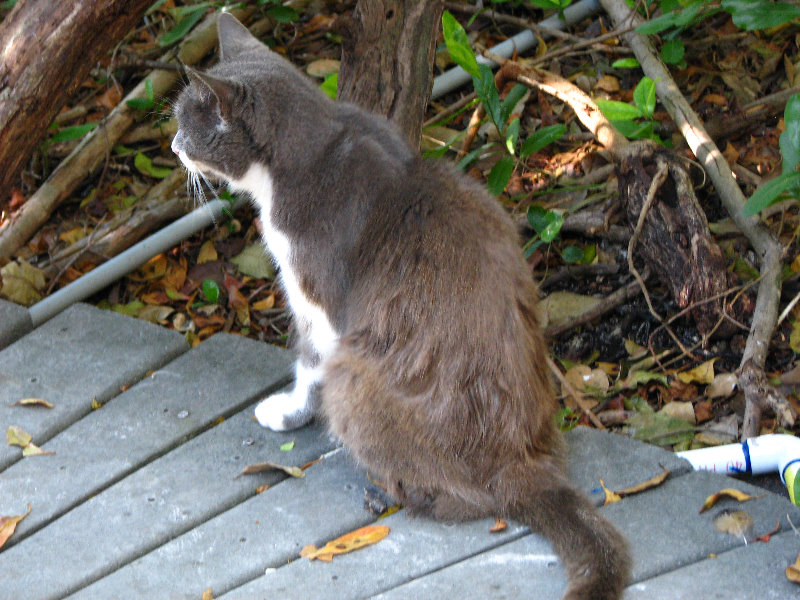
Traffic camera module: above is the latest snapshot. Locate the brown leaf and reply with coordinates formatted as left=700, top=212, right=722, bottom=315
left=489, top=518, right=508, bottom=533
left=756, top=519, right=781, bottom=543
left=0, top=504, right=31, bottom=549
left=252, top=294, right=275, bottom=311
left=197, top=240, right=218, bottom=264
left=300, top=525, right=390, bottom=562
left=693, top=400, right=714, bottom=423
left=11, top=398, right=54, bottom=409
left=236, top=461, right=305, bottom=479
left=700, top=488, right=765, bottom=513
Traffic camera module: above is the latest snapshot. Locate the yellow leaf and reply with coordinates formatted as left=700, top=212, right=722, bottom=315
left=22, top=442, right=53, bottom=457
left=489, top=518, right=508, bottom=533
left=613, top=467, right=670, bottom=497
left=677, top=358, right=717, bottom=385
left=0, top=504, right=31, bottom=549
left=197, top=240, right=218, bottom=264
left=6, top=425, right=32, bottom=448
left=91, top=397, right=103, bottom=410
left=300, top=525, right=390, bottom=561
left=58, top=227, right=86, bottom=245
left=12, top=398, right=54, bottom=409
left=599, top=478, right=622, bottom=505
left=699, top=488, right=765, bottom=513
left=787, top=551, right=800, bottom=584
left=201, top=588, right=214, bottom=600
left=252, top=294, right=275, bottom=311
left=133, top=254, right=167, bottom=281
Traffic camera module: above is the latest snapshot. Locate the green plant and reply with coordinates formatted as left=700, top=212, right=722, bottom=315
left=596, top=76, right=662, bottom=142
left=742, top=93, right=800, bottom=216
left=441, top=11, right=566, bottom=196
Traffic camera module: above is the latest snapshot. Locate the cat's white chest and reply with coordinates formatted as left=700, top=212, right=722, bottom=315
left=230, top=164, right=338, bottom=358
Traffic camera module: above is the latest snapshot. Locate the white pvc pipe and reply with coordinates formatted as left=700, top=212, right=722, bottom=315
left=29, top=197, right=244, bottom=327
left=432, top=0, right=601, bottom=99
left=28, top=3, right=602, bottom=326
left=677, top=434, right=800, bottom=507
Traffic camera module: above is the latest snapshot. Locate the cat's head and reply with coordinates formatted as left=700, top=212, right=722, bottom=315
left=171, top=12, right=323, bottom=184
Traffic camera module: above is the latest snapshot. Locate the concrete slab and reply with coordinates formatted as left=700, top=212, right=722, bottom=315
left=373, top=471, right=799, bottom=600
left=0, top=303, right=187, bottom=470
left=0, top=298, right=32, bottom=350
left=626, top=530, right=800, bottom=600
left=0, top=411, right=335, bottom=600
left=67, top=450, right=372, bottom=600
left=0, top=333, right=294, bottom=545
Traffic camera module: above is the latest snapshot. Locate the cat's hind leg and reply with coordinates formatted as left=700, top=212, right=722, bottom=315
left=255, top=359, right=321, bottom=431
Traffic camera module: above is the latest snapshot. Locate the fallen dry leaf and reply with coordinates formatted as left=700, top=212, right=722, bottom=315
left=252, top=294, right=275, bottom=311
left=489, top=518, right=508, bottom=533
left=197, top=240, right=218, bottom=264
left=700, top=488, right=765, bottom=513
left=600, top=467, right=670, bottom=506
left=236, top=461, right=304, bottom=479
left=756, top=519, right=781, bottom=543
left=6, top=425, right=32, bottom=448
left=676, top=358, right=717, bottom=385
left=300, top=525, right=390, bottom=562
left=201, top=588, right=214, bottom=600
left=787, top=551, right=800, bottom=584
left=0, top=504, right=31, bottom=549
left=12, top=398, right=54, bottom=409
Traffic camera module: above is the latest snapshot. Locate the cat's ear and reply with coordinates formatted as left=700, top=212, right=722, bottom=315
left=186, top=67, right=235, bottom=121
left=217, top=12, right=263, bottom=61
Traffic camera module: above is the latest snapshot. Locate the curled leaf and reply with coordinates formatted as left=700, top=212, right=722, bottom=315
left=787, top=550, right=800, bottom=584
left=237, top=461, right=304, bottom=479
left=12, top=398, right=54, bottom=409
left=700, top=488, right=765, bottom=513
left=489, top=518, right=508, bottom=533
left=300, top=525, right=390, bottom=562
left=0, top=504, right=31, bottom=549
left=599, top=478, right=622, bottom=505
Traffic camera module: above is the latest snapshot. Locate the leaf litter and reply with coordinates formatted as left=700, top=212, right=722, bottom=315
left=300, top=525, right=390, bottom=562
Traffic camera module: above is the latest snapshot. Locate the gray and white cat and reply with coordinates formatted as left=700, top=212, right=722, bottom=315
left=172, top=13, right=629, bottom=600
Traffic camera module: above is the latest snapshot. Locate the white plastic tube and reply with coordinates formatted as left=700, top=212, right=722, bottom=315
left=28, top=197, right=244, bottom=327
left=431, top=0, right=601, bottom=99
left=677, top=434, right=800, bottom=507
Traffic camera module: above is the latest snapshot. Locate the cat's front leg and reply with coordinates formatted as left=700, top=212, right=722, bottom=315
left=255, top=360, right=321, bottom=431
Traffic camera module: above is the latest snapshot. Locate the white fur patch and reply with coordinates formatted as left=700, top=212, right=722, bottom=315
left=230, top=164, right=339, bottom=359
left=254, top=362, right=323, bottom=430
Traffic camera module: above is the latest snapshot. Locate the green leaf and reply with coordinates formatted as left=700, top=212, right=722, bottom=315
left=660, top=39, right=685, bottom=65
left=145, top=78, right=154, bottom=103
left=280, top=440, right=295, bottom=451
left=487, top=155, right=515, bottom=196
left=722, top=0, right=800, bottom=30
left=612, top=58, right=640, bottom=69
left=527, top=205, right=564, bottom=242
left=520, top=124, right=567, bottom=157
left=635, top=11, right=681, bottom=35
left=456, top=144, right=489, bottom=171
left=159, top=6, right=206, bottom=47
left=201, top=279, right=220, bottom=304
left=320, top=73, right=338, bottom=99
left=134, top=153, right=173, bottom=179
left=505, top=117, right=520, bottom=155
left=267, top=6, right=299, bottom=23
left=475, top=64, right=501, bottom=128
left=561, top=245, right=584, bottom=264
left=499, top=84, right=528, bottom=128
left=633, top=77, right=656, bottom=119
left=111, top=300, right=145, bottom=317
left=623, top=411, right=694, bottom=446
left=441, top=11, right=480, bottom=79
left=49, top=123, right=97, bottom=144
left=595, top=99, right=643, bottom=121
left=780, top=94, right=800, bottom=175
left=742, top=171, right=800, bottom=216
left=126, top=97, right=154, bottom=111
left=611, top=119, right=655, bottom=141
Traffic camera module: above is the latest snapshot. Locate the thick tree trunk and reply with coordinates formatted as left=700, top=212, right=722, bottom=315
left=337, top=0, right=444, bottom=148
left=0, top=0, right=152, bottom=206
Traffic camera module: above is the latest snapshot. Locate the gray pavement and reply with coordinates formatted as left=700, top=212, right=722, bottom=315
left=0, top=301, right=797, bottom=599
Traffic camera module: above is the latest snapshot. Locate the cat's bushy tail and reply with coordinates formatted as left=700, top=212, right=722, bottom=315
left=501, top=471, right=631, bottom=600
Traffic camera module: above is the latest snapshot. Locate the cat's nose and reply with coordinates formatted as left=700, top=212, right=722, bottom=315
left=170, top=131, right=183, bottom=155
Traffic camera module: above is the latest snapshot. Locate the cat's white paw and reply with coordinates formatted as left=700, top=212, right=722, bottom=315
left=254, top=391, right=313, bottom=431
